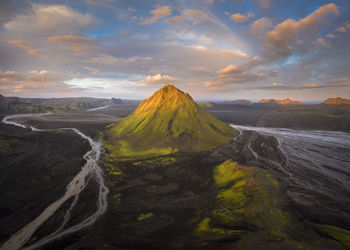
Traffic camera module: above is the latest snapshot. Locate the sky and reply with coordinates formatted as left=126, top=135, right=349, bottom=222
left=0, top=0, right=350, bottom=101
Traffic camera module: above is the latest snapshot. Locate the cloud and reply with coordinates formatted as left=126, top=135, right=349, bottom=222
left=316, top=38, right=332, bottom=48
left=84, top=66, right=100, bottom=75
left=103, top=38, right=249, bottom=81
left=47, top=35, right=94, bottom=52
left=165, top=16, right=184, bottom=25
left=217, top=56, right=260, bottom=76
left=127, top=7, right=136, bottom=12
left=182, top=9, right=210, bottom=24
left=205, top=56, right=277, bottom=87
left=179, top=9, right=241, bottom=44
left=254, top=0, right=271, bottom=9
left=204, top=0, right=214, bottom=4
left=0, top=70, right=68, bottom=83
left=5, top=4, right=95, bottom=34
left=7, top=40, right=43, bottom=56
left=336, top=22, right=350, bottom=32
left=326, top=33, right=337, bottom=38
left=164, top=9, right=245, bottom=49
left=249, top=17, right=273, bottom=36
left=243, top=82, right=350, bottom=91
left=87, top=53, right=152, bottom=66
left=330, top=78, right=350, bottom=82
left=336, top=26, right=346, bottom=32
left=230, top=13, right=254, bottom=23
left=0, top=70, right=79, bottom=96
left=139, top=74, right=176, bottom=85
left=262, top=3, right=339, bottom=61
left=88, top=53, right=121, bottom=65
left=84, top=0, right=114, bottom=7
left=0, top=0, right=18, bottom=26
left=182, top=9, right=223, bottom=27
left=139, top=6, right=171, bottom=25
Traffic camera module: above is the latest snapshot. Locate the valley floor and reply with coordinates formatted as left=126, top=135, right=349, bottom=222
left=0, top=107, right=350, bottom=249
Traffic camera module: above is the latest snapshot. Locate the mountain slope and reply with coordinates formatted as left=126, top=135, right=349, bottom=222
left=259, top=98, right=304, bottom=105
left=104, top=85, right=237, bottom=160
left=226, top=99, right=253, bottom=105
left=324, top=97, right=350, bottom=105
left=0, top=95, right=125, bottom=114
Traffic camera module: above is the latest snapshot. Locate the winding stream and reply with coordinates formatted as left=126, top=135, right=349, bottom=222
left=1, top=114, right=349, bottom=248
left=0, top=114, right=109, bottom=250
left=230, top=124, right=350, bottom=214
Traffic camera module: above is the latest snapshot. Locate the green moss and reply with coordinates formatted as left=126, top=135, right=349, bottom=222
left=318, top=224, right=350, bottom=248
left=326, top=114, right=342, bottom=118
left=131, top=156, right=177, bottom=166
left=0, top=140, right=10, bottom=147
left=0, top=130, right=19, bottom=147
left=213, top=183, right=247, bottom=224
left=160, top=157, right=177, bottom=165
left=110, top=170, right=122, bottom=176
left=103, top=160, right=123, bottom=178
left=105, top=140, right=177, bottom=160
left=206, top=160, right=293, bottom=240
left=194, top=217, right=244, bottom=236
left=191, top=209, right=203, bottom=224
left=113, top=193, right=122, bottom=205
left=213, top=160, right=248, bottom=187
left=195, top=217, right=210, bottom=233
left=113, top=193, right=121, bottom=199
left=199, top=102, right=214, bottom=108
left=137, top=213, right=153, bottom=221
left=192, top=160, right=349, bottom=248
left=103, top=85, right=237, bottom=161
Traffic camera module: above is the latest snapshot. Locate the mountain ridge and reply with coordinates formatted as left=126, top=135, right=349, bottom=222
left=225, top=99, right=253, bottom=105
left=0, top=95, right=126, bottom=114
left=323, top=97, right=350, bottom=105
left=259, top=98, right=304, bottom=105
left=104, top=85, right=237, bottom=160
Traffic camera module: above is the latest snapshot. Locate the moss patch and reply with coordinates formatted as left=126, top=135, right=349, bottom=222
left=0, top=130, right=19, bottom=148
left=131, top=156, right=178, bottom=166
left=212, top=160, right=291, bottom=239
left=104, top=140, right=178, bottom=160
left=213, top=160, right=249, bottom=187
left=318, top=224, right=350, bottom=248
left=194, top=217, right=244, bottom=235
left=192, top=160, right=296, bottom=244
left=137, top=213, right=153, bottom=221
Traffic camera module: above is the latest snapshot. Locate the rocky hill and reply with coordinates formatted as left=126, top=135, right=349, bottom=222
left=104, top=85, right=237, bottom=160
left=259, top=98, right=304, bottom=105
left=225, top=99, right=253, bottom=105
left=323, top=97, right=350, bottom=105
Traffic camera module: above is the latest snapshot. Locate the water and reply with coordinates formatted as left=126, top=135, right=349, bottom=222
left=1, top=114, right=109, bottom=250
left=86, top=105, right=111, bottom=112
left=230, top=124, right=350, bottom=215
left=1, top=115, right=349, bottom=248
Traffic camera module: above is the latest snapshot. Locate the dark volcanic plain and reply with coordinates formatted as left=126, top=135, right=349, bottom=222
left=206, top=102, right=350, bottom=132
left=1, top=103, right=350, bottom=249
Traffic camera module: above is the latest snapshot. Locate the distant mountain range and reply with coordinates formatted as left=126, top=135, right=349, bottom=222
left=224, top=99, right=253, bottom=105
left=323, top=97, right=350, bottom=105
left=0, top=95, right=126, bottom=114
left=2, top=93, right=350, bottom=115
left=259, top=98, right=304, bottom=105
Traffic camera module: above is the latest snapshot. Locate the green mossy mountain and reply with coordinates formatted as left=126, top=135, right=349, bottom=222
left=104, top=85, right=237, bottom=160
